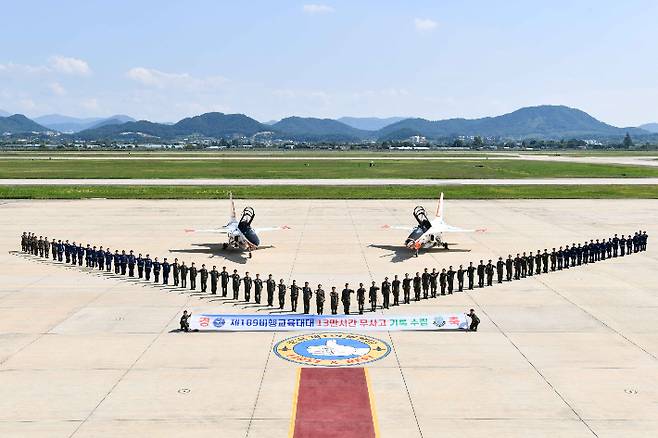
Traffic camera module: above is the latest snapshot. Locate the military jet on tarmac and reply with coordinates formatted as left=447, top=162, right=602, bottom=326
left=383, top=193, right=485, bottom=256
left=185, top=192, right=289, bottom=258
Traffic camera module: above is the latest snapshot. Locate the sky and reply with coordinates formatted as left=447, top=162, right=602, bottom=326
left=1, top=0, right=657, bottom=126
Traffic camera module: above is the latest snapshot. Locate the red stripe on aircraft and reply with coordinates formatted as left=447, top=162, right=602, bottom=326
left=292, top=367, right=377, bottom=438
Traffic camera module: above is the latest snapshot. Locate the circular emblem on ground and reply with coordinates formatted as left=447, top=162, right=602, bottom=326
left=274, top=332, right=391, bottom=367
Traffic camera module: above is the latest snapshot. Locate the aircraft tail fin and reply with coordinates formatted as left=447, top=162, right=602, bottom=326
left=436, top=192, right=444, bottom=219
left=229, top=192, right=236, bottom=220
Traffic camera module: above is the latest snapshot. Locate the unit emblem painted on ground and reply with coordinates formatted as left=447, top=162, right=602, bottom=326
left=274, top=332, right=391, bottom=367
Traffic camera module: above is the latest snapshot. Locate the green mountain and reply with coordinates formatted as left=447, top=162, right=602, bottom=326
left=76, top=112, right=269, bottom=140
left=272, top=116, right=370, bottom=141
left=0, top=114, right=50, bottom=134
left=639, top=123, right=658, bottom=133
left=337, top=116, right=405, bottom=131
left=35, top=114, right=136, bottom=132
left=378, top=105, right=649, bottom=140
left=72, top=105, right=653, bottom=142
left=172, top=112, right=266, bottom=137
left=75, top=120, right=172, bottom=140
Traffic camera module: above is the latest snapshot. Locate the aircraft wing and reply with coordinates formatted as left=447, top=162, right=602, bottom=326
left=382, top=224, right=413, bottom=231
left=184, top=227, right=229, bottom=233
left=435, top=224, right=486, bottom=233
left=254, top=225, right=291, bottom=233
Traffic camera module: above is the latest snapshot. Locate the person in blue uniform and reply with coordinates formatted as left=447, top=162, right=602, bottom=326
left=97, top=246, right=105, bottom=271
left=144, top=254, right=153, bottom=280
left=137, top=253, right=144, bottom=278
left=57, top=240, right=64, bottom=262
left=120, top=250, right=128, bottom=275
left=127, top=250, right=136, bottom=277
left=113, top=250, right=120, bottom=274
left=153, top=257, right=161, bottom=282
left=64, top=240, right=71, bottom=264
left=104, top=247, right=112, bottom=272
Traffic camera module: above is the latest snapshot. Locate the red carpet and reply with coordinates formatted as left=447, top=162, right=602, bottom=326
left=291, top=367, right=377, bottom=438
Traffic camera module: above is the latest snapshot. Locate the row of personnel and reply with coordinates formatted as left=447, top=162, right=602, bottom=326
left=20, top=230, right=648, bottom=315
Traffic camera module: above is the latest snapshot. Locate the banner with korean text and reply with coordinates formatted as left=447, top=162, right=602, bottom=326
left=189, top=313, right=469, bottom=331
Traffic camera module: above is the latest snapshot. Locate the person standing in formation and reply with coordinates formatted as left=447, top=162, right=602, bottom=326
left=189, top=262, right=198, bottom=290
left=210, top=266, right=219, bottom=295
left=278, top=279, right=287, bottom=309
left=315, top=284, right=325, bottom=315
left=302, top=282, right=312, bottom=314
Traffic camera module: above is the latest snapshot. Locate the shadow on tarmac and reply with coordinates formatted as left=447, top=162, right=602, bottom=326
left=169, top=243, right=275, bottom=264
left=368, top=243, right=472, bottom=263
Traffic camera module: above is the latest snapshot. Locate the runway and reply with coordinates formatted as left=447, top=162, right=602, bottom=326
left=0, top=153, right=657, bottom=167
left=2, top=177, right=658, bottom=186
left=1, top=199, right=657, bottom=437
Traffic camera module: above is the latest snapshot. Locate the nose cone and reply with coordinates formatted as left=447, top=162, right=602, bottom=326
left=244, top=229, right=260, bottom=247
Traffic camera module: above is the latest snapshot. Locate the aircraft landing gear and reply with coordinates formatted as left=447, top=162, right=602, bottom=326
left=222, top=243, right=228, bottom=250
left=248, top=251, right=252, bottom=259
left=443, top=243, right=449, bottom=250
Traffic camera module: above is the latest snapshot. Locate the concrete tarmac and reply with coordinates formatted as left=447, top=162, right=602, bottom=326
left=1, top=199, right=657, bottom=437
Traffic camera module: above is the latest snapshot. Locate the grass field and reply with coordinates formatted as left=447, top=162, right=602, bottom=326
left=2, top=158, right=658, bottom=179
left=2, top=185, right=658, bottom=199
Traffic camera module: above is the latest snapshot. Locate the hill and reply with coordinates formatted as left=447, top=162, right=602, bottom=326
left=337, top=116, right=405, bottom=131
left=70, top=105, right=655, bottom=142
left=35, top=114, right=135, bottom=133
left=378, top=105, right=649, bottom=140
left=76, top=112, right=269, bottom=140
left=272, top=117, right=370, bottom=141
left=172, top=113, right=266, bottom=137
left=639, top=123, right=658, bottom=133
left=0, top=114, right=50, bottom=134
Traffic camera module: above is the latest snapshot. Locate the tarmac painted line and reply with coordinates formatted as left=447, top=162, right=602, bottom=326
left=290, top=367, right=377, bottom=438
left=2, top=177, right=658, bottom=186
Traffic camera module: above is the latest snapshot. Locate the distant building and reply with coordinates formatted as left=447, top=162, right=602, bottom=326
left=408, top=135, right=427, bottom=145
